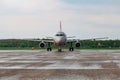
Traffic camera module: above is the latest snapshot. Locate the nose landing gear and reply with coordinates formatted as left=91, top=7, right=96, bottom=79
left=58, top=46, right=62, bottom=52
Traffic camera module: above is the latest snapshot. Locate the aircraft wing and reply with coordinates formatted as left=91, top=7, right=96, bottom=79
left=41, top=40, right=54, bottom=43
left=20, top=38, right=54, bottom=43
left=80, top=37, right=109, bottom=41
left=67, top=36, right=76, bottom=38
left=67, top=37, right=108, bottom=42
left=67, top=39, right=79, bottom=43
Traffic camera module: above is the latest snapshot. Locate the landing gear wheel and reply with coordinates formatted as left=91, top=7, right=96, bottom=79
left=47, top=48, right=52, bottom=51
left=58, top=49, right=62, bottom=52
left=69, top=47, right=74, bottom=51
left=50, top=48, right=52, bottom=51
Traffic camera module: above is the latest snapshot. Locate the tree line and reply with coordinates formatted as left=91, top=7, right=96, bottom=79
left=0, top=39, right=39, bottom=48
left=0, top=39, right=120, bottom=49
left=80, top=40, right=120, bottom=48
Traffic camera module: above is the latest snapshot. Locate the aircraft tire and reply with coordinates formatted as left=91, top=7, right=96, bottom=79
left=47, top=48, right=52, bottom=51
left=58, top=49, right=62, bottom=52
left=69, top=47, right=74, bottom=51
left=71, top=47, right=74, bottom=51
left=47, top=48, right=49, bottom=51
left=50, top=48, right=52, bottom=51
left=69, top=48, right=71, bottom=51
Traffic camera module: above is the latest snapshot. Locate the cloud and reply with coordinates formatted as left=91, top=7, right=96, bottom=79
left=1, top=0, right=62, bottom=13
left=0, top=0, right=120, bottom=39
left=62, top=0, right=120, bottom=6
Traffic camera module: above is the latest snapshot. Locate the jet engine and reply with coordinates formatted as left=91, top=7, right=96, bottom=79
left=75, top=42, right=81, bottom=48
left=39, top=41, right=46, bottom=48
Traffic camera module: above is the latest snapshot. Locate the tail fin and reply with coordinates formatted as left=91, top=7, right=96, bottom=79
left=60, top=21, right=62, bottom=32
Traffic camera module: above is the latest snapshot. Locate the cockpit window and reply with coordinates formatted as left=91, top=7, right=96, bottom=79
left=56, top=34, right=65, bottom=36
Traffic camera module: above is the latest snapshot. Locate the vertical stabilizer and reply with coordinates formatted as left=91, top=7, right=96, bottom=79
left=60, top=21, right=62, bottom=32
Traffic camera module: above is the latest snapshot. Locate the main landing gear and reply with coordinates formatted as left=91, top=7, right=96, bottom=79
left=69, top=42, right=74, bottom=51
left=47, top=42, right=52, bottom=51
left=69, top=47, right=74, bottom=51
left=47, top=47, right=52, bottom=51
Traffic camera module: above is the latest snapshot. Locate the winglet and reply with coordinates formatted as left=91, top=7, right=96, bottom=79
left=60, top=21, right=62, bottom=32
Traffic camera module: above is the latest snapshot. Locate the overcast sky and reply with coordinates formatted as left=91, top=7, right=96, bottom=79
left=0, top=0, right=120, bottom=39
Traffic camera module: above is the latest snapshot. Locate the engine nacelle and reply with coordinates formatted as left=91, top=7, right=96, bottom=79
left=39, top=42, right=46, bottom=48
left=75, top=42, right=81, bottom=48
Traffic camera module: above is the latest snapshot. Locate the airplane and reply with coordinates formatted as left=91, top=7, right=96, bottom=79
left=39, top=21, right=81, bottom=52
left=26, top=21, right=108, bottom=52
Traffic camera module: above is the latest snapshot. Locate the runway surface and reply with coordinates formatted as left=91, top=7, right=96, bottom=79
left=0, top=50, right=120, bottom=80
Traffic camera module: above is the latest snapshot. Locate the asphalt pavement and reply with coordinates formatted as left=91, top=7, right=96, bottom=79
left=0, top=50, right=120, bottom=80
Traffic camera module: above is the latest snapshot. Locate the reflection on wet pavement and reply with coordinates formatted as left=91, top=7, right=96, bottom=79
left=0, top=50, right=120, bottom=80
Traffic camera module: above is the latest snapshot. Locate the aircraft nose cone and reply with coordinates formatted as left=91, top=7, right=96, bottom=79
left=57, top=38, right=62, bottom=42
left=55, top=38, right=62, bottom=43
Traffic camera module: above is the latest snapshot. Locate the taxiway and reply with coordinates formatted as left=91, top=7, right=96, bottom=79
left=0, top=50, right=120, bottom=80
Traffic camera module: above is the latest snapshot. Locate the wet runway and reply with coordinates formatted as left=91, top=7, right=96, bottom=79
left=0, top=50, right=120, bottom=80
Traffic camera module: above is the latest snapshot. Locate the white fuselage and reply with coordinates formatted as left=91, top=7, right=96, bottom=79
left=53, top=32, right=67, bottom=46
